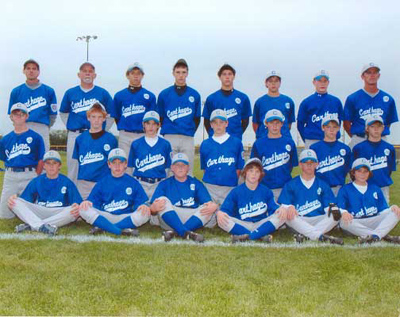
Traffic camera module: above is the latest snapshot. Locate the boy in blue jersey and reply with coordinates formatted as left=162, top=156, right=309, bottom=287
left=60, top=62, right=115, bottom=183
left=8, top=150, right=82, bottom=236
left=217, top=158, right=287, bottom=243
left=352, top=115, right=396, bottom=203
left=8, top=59, right=57, bottom=152
left=200, top=109, right=245, bottom=205
left=114, top=63, right=157, bottom=172
left=252, top=71, right=295, bottom=139
left=337, top=158, right=400, bottom=244
left=150, top=153, right=218, bottom=242
left=310, top=115, right=351, bottom=196
left=297, top=70, right=343, bottom=148
left=278, top=149, right=343, bottom=244
left=80, top=148, right=150, bottom=236
left=157, top=59, right=201, bottom=175
left=128, top=111, right=172, bottom=200
left=344, top=63, right=398, bottom=149
left=0, top=103, right=45, bottom=219
left=251, top=109, right=298, bottom=200
left=203, top=64, right=252, bottom=141
left=73, top=103, right=118, bottom=199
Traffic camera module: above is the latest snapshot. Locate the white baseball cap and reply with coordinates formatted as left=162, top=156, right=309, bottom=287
left=243, top=157, right=263, bottom=169
left=210, top=109, right=228, bottom=122
left=143, top=111, right=160, bottom=123
left=266, top=70, right=281, bottom=81
left=88, top=102, right=106, bottom=112
left=10, top=103, right=29, bottom=114
left=365, top=115, right=384, bottom=126
left=299, top=149, right=318, bottom=163
left=172, top=153, right=189, bottom=165
left=361, top=62, right=380, bottom=74
left=321, top=115, right=340, bottom=127
left=127, top=62, right=144, bottom=74
left=314, top=70, right=330, bottom=81
left=352, top=158, right=371, bottom=171
left=264, top=109, right=285, bottom=124
left=43, top=150, right=61, bottom=163
left=108, top=148, right=127, bottom=162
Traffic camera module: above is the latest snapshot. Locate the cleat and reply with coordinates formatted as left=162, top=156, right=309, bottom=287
left=259, top=234, right=273, bottom=243
left=121, top=228, right=139, bottom=237
left=293, top=233, right=306, bottom=243
left=162, top=230, right=176, bottom=242
left=358, top=235, right=380, bottom=245
left=38, top=224, right=58, bottom=236
left=319, top=234, right=344, bottom=245
left=185, top=231, right=205, bottom=243
left=231, top=234, right=250, bottom=243
left=15, top=223, right=31, bottom=233
left=89, top=226, right=104, bottom=235
left=382, top=235, right=400, bottom=244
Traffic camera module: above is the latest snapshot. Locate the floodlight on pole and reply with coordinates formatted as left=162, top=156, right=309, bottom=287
left=76, top=35, right=98, bottom=61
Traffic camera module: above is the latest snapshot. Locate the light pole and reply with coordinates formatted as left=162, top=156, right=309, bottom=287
left=76, top=35, right=98, bottom=61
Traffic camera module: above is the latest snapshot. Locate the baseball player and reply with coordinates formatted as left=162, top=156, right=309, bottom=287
left=60, top=62, right=115, bottom=183
left=199, top=109, right=245, bottom=206
left=73, top=103, right=118, bottom=199
left=7, top=150, right=82, bottom=236
left=278, top=149, right=343, bottom=244
left=252, top=71, right=295, bottom=139
left=344, top=63, right=398, bottom=149
left=157, top=58, right=201, bottom=175
left=114, top=62, right=157, bottom=174
left=8, top=59, right=57, bottom=152
left=250, top=109, right=298, bottom=200
left=352, top=115, right=396, bottom=203
left=203, top=64, right=252, bottom=141
left=337, top=158, right=400, bottom=244
left=297, top=70, right=343, bottom=148
left=150, top=153, right=217, bottom=242
left=79, top=148, right=150, bottom=236
left=128, top=111, right=172, bottom=200
left=310, top=115, right=352, bottom=196
left=0, top=103, right=45, bottom=219
left=216, top=158, right=286, bottom=243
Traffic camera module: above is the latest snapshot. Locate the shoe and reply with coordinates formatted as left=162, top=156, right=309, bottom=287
left=185, top=231, right=205, bottom=243
left=293, top=233, right=306, bottom=243
left=382, top=235, right=400, bottom=244
left=15, top=223, right=31, bottom=233
left=358, top=235, right=380, bottom=244
left=38, top=224, right=58, bottom=236
left=121, top=228, right=139, bottom=237
left=319, top=234, right=344, bottom=245
left=89, top=227, right=104, bottom=235
left=162, top=230, right=177, bottom=242
left=259, top=235, right=273, bottom=243
left=231, top=234, right=250, bottom=243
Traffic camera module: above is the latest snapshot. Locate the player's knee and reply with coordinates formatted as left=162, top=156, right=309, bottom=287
left=79, top=207, right=98, bottom=225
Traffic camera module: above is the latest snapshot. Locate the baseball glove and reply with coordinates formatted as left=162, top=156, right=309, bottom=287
left=328, top=203, right=341, bottom=221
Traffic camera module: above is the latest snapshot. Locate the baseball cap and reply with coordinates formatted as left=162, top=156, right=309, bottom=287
left=172, top=153, right=189, bottom=165
left=143, top=111, right=160, bottom=123
left=43, top=150, right=61, bottom=163
left=10, top=103, right=29, bottom=114
left=23, top=59, right=40, bottom=70
left=365, top=115, right=384, bottom=126
left=243, top=157, right=263, bottom=169
left=321, top=115, right=340, bottom=127
left=88, top=102, right=106, bottom=112
left=299, top=149, right=318, bottom=163
left=266, top=70, right=281, bottom=81
left=108, top=148, right=127, bottom=162
left=264, top=109, right=285, bottom=124
left=126, top=62, right=144, bottom=74
left=210, top=109, right=228, bottom=122
left=361, top=62, right=380, bottom=74
left=314, top=70, right=329, bottom=81
left=174, top=58, right=188, bottom=69
left=352, top=158, right=371, bottom=171
left=79, top=62, right=95, bottom=71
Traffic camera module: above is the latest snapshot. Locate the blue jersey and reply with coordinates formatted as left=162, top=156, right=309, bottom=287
left=88, top=173, right=148, bottom=215
left=220, top=183, right=279, bottom=222
left=200, top=135, right=245, bottom=187
left=278, top=176, right=335, bottom=217
left=310, top=140, right=352, bottom=187
left=72, top=131, right=117, bottom=182
left=151, top=176, right=211, bottom=208
left=8, top=83, right=57, bottom=125
left=352, top=140, right=396, bottom=187
left=252, top=94, right=295, bottom=139
left=0, top=129, right=44, bottom=167
left=114, top=87, right=157, bottom=132
left=202, top=89, right=252, bottom=140
left=20, top=174, right=82, bottom=207
left=250, top=136, right=298, bottom=189
left=128, top=137, right=172, bottom=179
left=60, top=85, right=114, bottom=131
left=344, top=89, right=398, bottom=137
left=157, top=85, right=201, bottom=136
left=297, top=92, right=343, bottom=141
left=337, top=183, right=388, bottom=219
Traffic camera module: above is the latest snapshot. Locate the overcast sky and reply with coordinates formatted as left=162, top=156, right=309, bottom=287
left=1, top=0, right=399, bottom=145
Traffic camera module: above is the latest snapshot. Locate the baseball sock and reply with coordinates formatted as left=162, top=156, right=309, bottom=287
left=249, top=221, right=276, bottom=240
left=93, top=216, right=122, bottom=235
left=229, top=223, right=250, bottom=235
left=114, top=215, right=137, bottom=229
left=184, top=215, right=203, bottom=231
left=161, top=210, right=187, bottom=237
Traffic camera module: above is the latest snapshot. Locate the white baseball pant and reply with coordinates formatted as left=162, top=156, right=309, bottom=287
left=286, top=214, right=338, bottom=240
left=80, top=206, right=150, bottom=227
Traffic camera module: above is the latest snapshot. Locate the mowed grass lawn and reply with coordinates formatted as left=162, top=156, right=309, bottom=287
left=0, top=152, right=400, bottom=316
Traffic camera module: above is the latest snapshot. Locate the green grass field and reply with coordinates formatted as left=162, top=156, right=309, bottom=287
left=0, top=153, right=400, bottom=316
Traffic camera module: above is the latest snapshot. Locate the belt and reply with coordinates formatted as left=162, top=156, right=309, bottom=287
left=70, top=129, right=88, bottom=133
left=6, top=166, right=36, bottom=172
left=135, top=176, right=163, bottom=184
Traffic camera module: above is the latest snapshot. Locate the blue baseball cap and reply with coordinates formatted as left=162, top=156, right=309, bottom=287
left=143, top=111, right=160, bottom=124
left=264, top=109, right=285, bottom=124
left=365, top=115, right=384, bottom=127
left=299, top=149, right=318, bottom=163
left=108, top=148, right=127, bottom=162
left=43, top=150, right=61, bottom=163
left=321, top=115, right=340, bottom=127
left=314, top=70, right=330, bottom=81
left=210, top=109, right=228, bottom=122
left=10, top=103, right=29, bottom=114
left=172, top=153, right=189, bottom=165
left=352, top=158, right=371, bottom=171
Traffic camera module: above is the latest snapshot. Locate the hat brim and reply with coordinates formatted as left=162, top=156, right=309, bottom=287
left=300, top=158, right=318, bottom=163
left=109, top=156, right=127, bottom=162
left=172, top=159, right=189, bottom=165
left=265, top=116, right=284, bottom=123
left=211, top=116, right=228, bottom=122
left=354, top=164, right=370, bottom=171
left=143, top=118, right=160, bottom=124
left=314, top=75, right=329, bottom=81
left=44, top=157, right=61, bottom=163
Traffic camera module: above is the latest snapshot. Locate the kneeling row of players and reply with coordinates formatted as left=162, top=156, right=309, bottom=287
left=7, top=148, right=400, bottom=245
